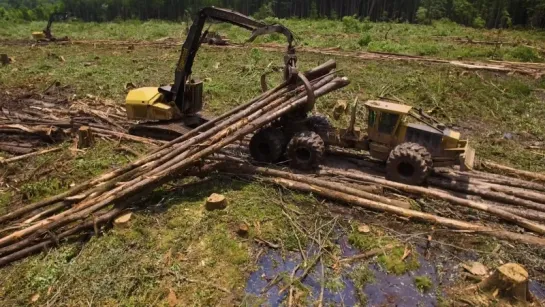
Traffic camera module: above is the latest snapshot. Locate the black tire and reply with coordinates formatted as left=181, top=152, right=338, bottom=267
left=386, top=142, right=432, bottom=185
left=286, top=131, right=325, bottom=170
left=249, top=127, right=286, bottom=163
left=307, top=114, right=332, bottom=138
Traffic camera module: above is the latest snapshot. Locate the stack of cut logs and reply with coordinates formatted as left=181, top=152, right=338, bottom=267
left=0, top=87, right=163, bottom=154
left=2, top=59, right=545, bottom=268
left=0, top=60, right=348, bottom=266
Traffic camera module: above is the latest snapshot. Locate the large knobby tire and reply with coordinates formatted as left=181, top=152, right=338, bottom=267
left=286, top=131, right=325, bottom=170
left=386, top=142, right=432, bottom=185
left=307, top=114, right=332, bottom=138
left=249, top=127, right=286, bottom=163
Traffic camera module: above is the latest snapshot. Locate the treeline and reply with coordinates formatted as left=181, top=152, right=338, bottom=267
left=2, top=0, right=545, bottom=28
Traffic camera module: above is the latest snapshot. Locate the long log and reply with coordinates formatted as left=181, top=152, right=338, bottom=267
left=319, top=168, right=545, bottom=235
left=0, top=70, right=347, bottom=252
left=0, top=146, right=62, bottom=165
left=0, top=163, right=222, bottom=266
left=0, top=73, right=308, bottom=224
left=434, top=170, right=545, bottom=205
left=427, top=178, right=545, bottom=213
left=487, top=185, right=545, bottom=205
left=426, top=186, right=545, bottom=223
left=493, top=205, right=545, bottom=223
left=481, top=160, right=545, bottom=184
left=0, top=203, right=126, bottom=267
left=253, top=176, right=545, bottom=247
left=221, top=163, right=411, bottom=209
left=437, top=169, right=545, bottom=193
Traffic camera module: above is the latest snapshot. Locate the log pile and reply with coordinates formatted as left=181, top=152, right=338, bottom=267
left=2, top=59, right=545, bottom=270
left=0, top=86, right=138, bottom=154
left=217, top=159, right=545, bottom=247
left=0, top=60, right=348, bottom=266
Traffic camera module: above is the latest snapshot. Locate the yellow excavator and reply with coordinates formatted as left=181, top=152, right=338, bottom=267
left=125, top=7, right=298, bottom=139
left=32, top=12, right=70, bottom=42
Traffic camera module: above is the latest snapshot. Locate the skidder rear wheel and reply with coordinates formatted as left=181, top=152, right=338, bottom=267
left=307, top=114, right=332, bottom=138
left=249, top=127, right=286, bottom=163
left=286, top=131, right=325, bottom=170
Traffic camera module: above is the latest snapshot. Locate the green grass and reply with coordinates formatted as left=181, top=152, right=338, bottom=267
left=414, top=276, right=433, bottom=292
left=378, top=247, right=420, bottom=275
left=349, top=264, right=375, bottom=305
left=348, top=223, right=398, bottom=250
left=2, top=18, right=545, bottom=62
left=347, top=224, right=420, bottom=275
left=0, top=174, right=322, bottom=305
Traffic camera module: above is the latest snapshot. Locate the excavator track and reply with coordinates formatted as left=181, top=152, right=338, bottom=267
left=129, top=115, right=211, bottom=141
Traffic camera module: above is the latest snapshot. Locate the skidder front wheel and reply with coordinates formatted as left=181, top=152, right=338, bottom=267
left=386, top=142, right=432, bottom=185
left=286, top=131, right=325, bottom=170
left=249, top=127, right=286, bottom=163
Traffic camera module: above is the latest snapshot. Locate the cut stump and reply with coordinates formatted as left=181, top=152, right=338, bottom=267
left=114, top=212, right=132, bottom=227
left=236, top=223, right=249, bottom=237
left=1, top=54, right=10, bottom=65
left=77, top=126, right=95, bottom=149
left=478, top=263, right=532, bottom=303
left=205, top=193, right=227, bottom=211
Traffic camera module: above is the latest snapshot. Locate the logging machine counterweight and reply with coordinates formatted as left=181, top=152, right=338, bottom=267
left=125, top=7, right=297, bottom=139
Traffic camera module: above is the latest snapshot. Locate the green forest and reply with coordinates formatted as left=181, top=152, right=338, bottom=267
left=1, top=0, right=545, bottom=29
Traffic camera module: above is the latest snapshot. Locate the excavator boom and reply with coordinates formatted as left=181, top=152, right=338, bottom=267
left=33, top=12, right=70, bottom=41
left=167, top=6, right=296, bottom=114
left=126, top=7, right=297, bottom=141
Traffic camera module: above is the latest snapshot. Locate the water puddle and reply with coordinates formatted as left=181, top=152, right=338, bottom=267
left=245, top=235, right=545, bottom=306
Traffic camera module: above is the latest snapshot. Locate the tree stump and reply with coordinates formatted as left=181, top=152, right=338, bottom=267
left=114, top=212, right=132, bottom=228
left=478, top=263, right=532, bottom=303
left=1, top=54, right=11, bottom=65
left=236, top=223, right=249, bottom=237
left=205, top=193, right=227, bottom=211
left=77, top=126, right=95, bottom=149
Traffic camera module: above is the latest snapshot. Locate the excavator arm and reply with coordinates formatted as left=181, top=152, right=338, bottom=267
left=43, top=12, right=70, bottom=39
left=165, top=7, right=296, bottom=114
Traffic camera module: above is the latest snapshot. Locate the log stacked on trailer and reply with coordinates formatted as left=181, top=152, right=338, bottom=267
left=0, top=60, right=348, bottom=266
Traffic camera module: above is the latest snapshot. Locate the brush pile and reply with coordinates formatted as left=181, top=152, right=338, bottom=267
left=0, top=83, right=161, bottom=155
left=0, top=60, right=348, bottom=266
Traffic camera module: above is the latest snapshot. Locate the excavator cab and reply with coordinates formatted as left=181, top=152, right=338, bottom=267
left=125, top=7, right=296, bottom=140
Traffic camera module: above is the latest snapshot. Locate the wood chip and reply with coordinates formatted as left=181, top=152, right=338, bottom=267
left=462, top=261, right=488, bottom=276
left=114, top=212, right=132, bottom=226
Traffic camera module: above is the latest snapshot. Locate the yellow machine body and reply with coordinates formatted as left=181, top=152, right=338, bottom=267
left=125, top=87, right=179, bottom=121
left=32, top=31, right=46, bottom=40
left=362, top=100, right=474, bottom=169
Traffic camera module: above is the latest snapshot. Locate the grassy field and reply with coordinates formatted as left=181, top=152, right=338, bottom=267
left=1, top=19, right=545, bottom=306
left=2, top=18, right=545, bottom=62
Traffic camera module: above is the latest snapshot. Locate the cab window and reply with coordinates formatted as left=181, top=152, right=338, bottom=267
left=378, top=112, right=399, bottom=134
left=368, top=109, right=376, bottom=127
